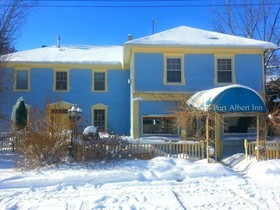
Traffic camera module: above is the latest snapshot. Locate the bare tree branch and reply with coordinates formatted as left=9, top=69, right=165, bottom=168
left=210, top=0, right=280, bottom=93
left=0, top=0, right=35, bottom=120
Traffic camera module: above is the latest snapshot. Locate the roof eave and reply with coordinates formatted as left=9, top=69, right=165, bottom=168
left=5, top=61, right=123, bottom=69
left=124, top=43, right=276, bottom=50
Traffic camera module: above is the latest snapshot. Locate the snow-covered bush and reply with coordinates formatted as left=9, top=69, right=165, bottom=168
left=83, top=126, right=97, bottom=136
left=16, top=111, right=70, bottom=169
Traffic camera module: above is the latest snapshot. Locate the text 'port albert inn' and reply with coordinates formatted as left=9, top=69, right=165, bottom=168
left=3, top=26, right=277, bottom=142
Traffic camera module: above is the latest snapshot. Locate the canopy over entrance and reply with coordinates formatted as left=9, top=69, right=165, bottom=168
left=187, top=84, right=266, bottom=113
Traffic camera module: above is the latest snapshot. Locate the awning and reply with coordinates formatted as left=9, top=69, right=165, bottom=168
left=187, top=84, right=266, bottom=112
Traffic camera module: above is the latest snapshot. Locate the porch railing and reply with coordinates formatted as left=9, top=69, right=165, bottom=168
left=244, top=139, right=279, bottom=160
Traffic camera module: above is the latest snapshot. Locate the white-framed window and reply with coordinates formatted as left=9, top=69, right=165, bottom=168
left=215, top=55, right=235, bottom=85
left=53, top=69, right=69, bottom=92
left=14, top=69, right=30, bottom=91
left=164, top=54, right=185, bottom=85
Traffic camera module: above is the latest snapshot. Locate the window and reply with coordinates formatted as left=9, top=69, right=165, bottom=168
left=167, top=58, right=182, bottom=83
left=92, top=104, right=108, bottom=131
left=54, top=69, right=69, bottom=91
left=217, top=59, right=232, bottom=83
left=94, top=72, right=105, bottom=91
left=14, top=69, right=30, bottom=91
left=94, top=110, right=105, bottom=130
left=164, top=55, right=185, bottom=85
left=143, top=117, right=178, bottom=135
left=55, top=71, right=67, bottom=91
left=215, top=56, right=235, bottom=84
left=224, top=117, right=256, bottom=134
left=92, top=70, right=107, bottom=92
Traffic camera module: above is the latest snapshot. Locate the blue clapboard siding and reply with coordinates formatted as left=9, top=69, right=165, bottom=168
left=134, top=53, right=264, bottom=92
left=185, top=54, right=214, bottom=91
left=3, top=68, right=130, bottom=135
left=235, top=54, right=263, bottom=90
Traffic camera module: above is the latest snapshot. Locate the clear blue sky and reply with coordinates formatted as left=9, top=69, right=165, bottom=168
left=16, top=1, right=218, bottom=51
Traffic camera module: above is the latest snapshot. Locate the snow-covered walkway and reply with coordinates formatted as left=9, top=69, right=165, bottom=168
left=0, top=152, right=279, bottom=209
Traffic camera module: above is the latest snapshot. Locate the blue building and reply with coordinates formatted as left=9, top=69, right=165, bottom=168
left=2, top=26, right=277, bottom=145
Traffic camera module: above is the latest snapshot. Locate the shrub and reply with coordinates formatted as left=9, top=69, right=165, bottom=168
left=16, top=112, right=70, bottom=170
left=74, top=133, right=130, bottom=162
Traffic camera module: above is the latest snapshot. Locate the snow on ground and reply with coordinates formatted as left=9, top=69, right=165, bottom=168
left=0, top=152, right=279, bottom=210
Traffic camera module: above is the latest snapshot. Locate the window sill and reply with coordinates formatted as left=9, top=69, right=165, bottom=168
left=53, top=90, right=70, bottom=92
left=164, top=81, right=186, bottom=86
left=14, top=89, right=31, bottom=92
left=214, top=82, right=235, bottom=86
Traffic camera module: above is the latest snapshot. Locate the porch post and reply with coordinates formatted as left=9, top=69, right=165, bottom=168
left=262, top=113, right=267, bottom=160
left=263, top=113, right=267, bottom=143
left=132, top=100, right=140, bottom=139
left=206, top=113, right=210, bottom=163
left=256, top=113, right=260, bottom=161
left=215, top=113, right=221, bottom=161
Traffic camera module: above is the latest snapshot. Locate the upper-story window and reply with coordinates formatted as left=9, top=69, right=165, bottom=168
left=217, top=59, right=232, bottom=83
left=54, top=69, right=69, bottom=91
left=164, top=54, right=185, bottom=85
left=215, top=56, right=235, bottom=85
left=167, top=58, right=181, bottom=82
left=14, top=69, right=30, bottom=91
left=92, top=70, right=107, bottom=92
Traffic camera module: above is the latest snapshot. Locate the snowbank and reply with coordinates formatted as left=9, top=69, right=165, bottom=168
left=0, top=152, right=279, bottom=209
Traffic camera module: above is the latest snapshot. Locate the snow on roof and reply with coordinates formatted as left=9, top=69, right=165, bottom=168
left=6, top=45, right=123, bottom=65
left=125, top=26, right=277, bottom=49
left=186, top=84, right=266, bottom=112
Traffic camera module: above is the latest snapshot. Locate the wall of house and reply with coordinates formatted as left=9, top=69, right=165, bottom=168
left=131, top=50, right=265, bottom=138
left=2, top=67, right=130, bottom=135
left=235, top=54, right=263, bottom=90
left=134, top=52, right=264, bottom=92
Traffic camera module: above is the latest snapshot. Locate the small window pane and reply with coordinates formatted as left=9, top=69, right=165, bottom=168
left=167, top=71, right=181, bottom=83
left=56, top=72, right=67, bottom=90
left=16, top=71, right=28, bottom=90
left=94, top=72, right=105, bottom=91
left=218, top=71, right=232, bottom=83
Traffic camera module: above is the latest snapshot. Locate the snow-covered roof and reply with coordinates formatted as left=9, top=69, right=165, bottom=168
left=125, top=26, right=277, bottom=49
left=187, top=84, right=266, bottom=112
left=6, top=45, right=123, bottom=65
